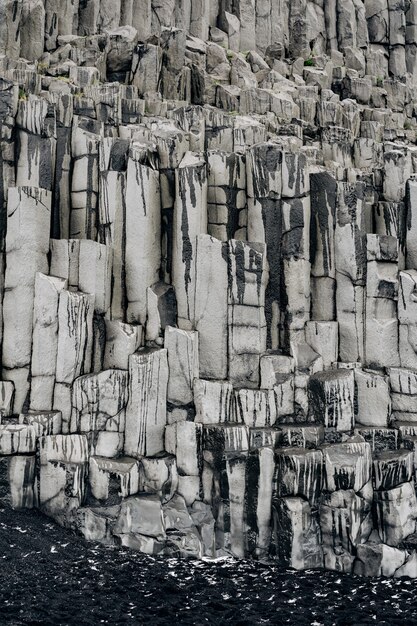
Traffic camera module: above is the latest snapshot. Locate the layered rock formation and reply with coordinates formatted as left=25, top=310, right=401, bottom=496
left=3, top=0, right=417, bottom=578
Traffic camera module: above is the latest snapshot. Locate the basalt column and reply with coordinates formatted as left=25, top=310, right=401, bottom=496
left=2, top=187, right=51, bottom=412
left=125, top=143, right=161, bottom=325
left=335, top=181, right=367, bottom=363
left=247, top=143, right=282, bottom=350
left=310, top=171, right=337, bottom=322
left=172, top=152, right=208, bottom=330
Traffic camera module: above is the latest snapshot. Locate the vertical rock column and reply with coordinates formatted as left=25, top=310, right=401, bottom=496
left=154, top=128, right=189, bottom=286
left=15, top=95, right=56, bottom=191
left=398, top=269, right=417, bottom=368
left=53, top=289, right=95, bottom=432
left=320, top=441, right=373, bottom=573
left=71, top=369, right=128, bottom=457
left=374, top=198, right=406, bottom=271
left=0, top=79, right=18, bottom=353
left=172, top=152, right=208, bottom=330
left=310, top=171, right=337, bottom=321
left=44, top=0, right=78, bottom=51
left=165, top=325, right=199, bottom=422
left=160, top=29, right=190, bottom=102
left=125, top=143, right=161, bottom=325
left=228, top=240, right=267, bottom=388
left=247, top=143, right=282, bottom=350
left=99, top=165, right=127, bottom=321
left=2, top=187, right=51, bottom=412
left=0, top=0, right=22, bottom=60
left=406, top=0, right=417, bottom=79
left=406, top=179, right=417, bottom=270
left=335, top=181, right=367, bottom=363
left=125, top=348, right=168, bottom=458
left=78, top=239, right=112, bottom=373
left=50, top=93, right=74, bottom=240
left=203, top=422, right=250, bottom=558
left=246, top=437, right=276, bottom=558
left=272, top=446, right=324, bottom=570
left=195, top=234, right=228, bottom=380
left=280, top=151, right=311, bottom=350
left=70, top=119, right=100, bottom=240
left=365, top=234, right=399, bottom=367
left=207, top=150, right=247, bottom=242
left=388, top=0, right=407, bottom=79
left=30, top=273, right=68, bottom=411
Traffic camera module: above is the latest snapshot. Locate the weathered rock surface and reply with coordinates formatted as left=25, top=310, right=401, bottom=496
left=3, top=0, right=417, bottom=579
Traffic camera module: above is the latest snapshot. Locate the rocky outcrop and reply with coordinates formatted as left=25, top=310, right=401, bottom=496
left=3, top=0, right=417, bottom=578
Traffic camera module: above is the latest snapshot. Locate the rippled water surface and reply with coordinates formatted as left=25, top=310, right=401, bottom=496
left=1, top=505, right=417, bottom=625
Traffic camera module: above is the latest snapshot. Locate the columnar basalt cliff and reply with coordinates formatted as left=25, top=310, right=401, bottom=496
left=4, top=0, right=417, bottom=578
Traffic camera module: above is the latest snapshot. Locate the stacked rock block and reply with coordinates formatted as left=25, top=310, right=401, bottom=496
left=5, top=0, right=417, bottom=579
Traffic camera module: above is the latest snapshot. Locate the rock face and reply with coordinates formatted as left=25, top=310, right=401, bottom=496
left=3, top=0, right=417, bottom=579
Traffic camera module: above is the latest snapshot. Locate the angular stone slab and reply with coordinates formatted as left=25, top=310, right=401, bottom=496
left=55, top=290, right=94, bottom=385
left=272, top=496, right=323, bottom=570
left=0, top=424, right=37, bottom=455
left=355, top=368, right=391, bottom=428
left=139, top=455, right=179, bottom=504
left=322, top=441, right=372, bottom=492
left=125, top=349, right=168, bottom=458
left=308, top=369, right=355, bottom=431
left=103, top=320, right=142, bottom=371
left=373, top=449, right=414, bottom=491
left=320, top=489, right=373, bottom=573
left=194, top=379, right=233, bottom=425
left=165, top=326, right=199, bottom=406
left=275, top=447, right=323, bottom=505
left=0, top=455, right=36, bottom=510
left=374, top=481, right=417, bottom=547
left=113, top=494, right=166, bottom=540
left=88, top=456, right=140, bottom=504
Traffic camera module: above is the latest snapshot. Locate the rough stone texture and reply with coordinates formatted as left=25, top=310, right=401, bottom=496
left=3, top=0, right=417, bottom=579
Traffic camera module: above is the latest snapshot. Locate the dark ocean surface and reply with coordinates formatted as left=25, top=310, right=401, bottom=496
left=1, top=505, right=417, bottom=626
